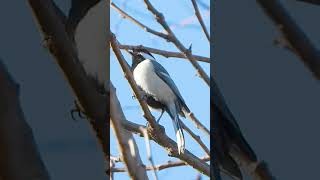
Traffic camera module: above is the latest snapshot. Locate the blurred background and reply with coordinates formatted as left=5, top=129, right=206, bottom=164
left=215, top=1, right=320, bottom=179
left=110, top=0, right=210, bottom=179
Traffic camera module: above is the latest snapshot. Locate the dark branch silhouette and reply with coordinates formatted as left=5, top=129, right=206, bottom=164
left=256, top=0, right=320, bottom=80
left=297, top=0, right=320, bottom=5
left=27, top=0, right=109, bottom=177
left=0, top=60, right=50, bottom=179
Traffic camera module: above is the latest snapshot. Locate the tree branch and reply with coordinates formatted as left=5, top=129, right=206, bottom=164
left=256, top=0, right=320, bottom=80
left=119, top=44, right=210, bottom=63
left=112, top=156, right=210, bottom=172
left=27, top=0, right=109, bottom=174
left=142, top=0, right=210, bottom=86
left=187, top=112, right=210, bottom=136
left=296, top=0, right=320, bottom=5
left=140, top=127, right=158, bottom=180
left=110, top=33, right=210, bottom=176
left=110, top=83, right=148, bottom=180
left=112, top=1, right=211, bottom=136
left=0, top=60, right=50, bottom=179
left=191, top=0, right=210, bottom=41
left=110, top=2, right=169, bottom=40
left=180, top=121, right=210, bottom=156
left=111, top=1, right=210, bottom=86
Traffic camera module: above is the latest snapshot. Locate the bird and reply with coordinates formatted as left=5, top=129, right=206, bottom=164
left=212, top=78, right=257, bottom=180
left=67, top=0, right=108, bottom=94
left=129, top=48, right=190, bottom=154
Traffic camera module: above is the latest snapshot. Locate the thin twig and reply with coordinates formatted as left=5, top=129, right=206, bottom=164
left=296, top=0, right=320, bottom=5
left=142, top=0, right=210, bottom=86
left=111, top=1, right=210, bottom=85
left=140, top=127, right=158, bottom=180
left=187, top=112, right=210, bottom=136
left=110, top=83, right=148, bottom=180
left=119, top=44, right=210, bottom=63
left=111, top=2, right=168, bottom=39
left=180, top=121, right=210, bottom=156
left=123, top=118, right=210, bottom=158
left=111, top=156, right=210, bottom=172
left=191, top=0, right=210, bottom=41
left=256, top=0, right=320, bottom=80
left=113, top=0, right=211, bottom=136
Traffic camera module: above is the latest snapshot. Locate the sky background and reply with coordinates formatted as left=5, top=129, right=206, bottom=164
left=215, top=1, right=320, bottom=179
left=0, top=0, right=209, bottom=180
left=110, top=0, right=210, bottom=179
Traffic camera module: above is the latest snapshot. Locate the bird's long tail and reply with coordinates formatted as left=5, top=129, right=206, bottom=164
left=172, top=115, right=185, bottom=154
left=167, top=103, right=185, bottom=154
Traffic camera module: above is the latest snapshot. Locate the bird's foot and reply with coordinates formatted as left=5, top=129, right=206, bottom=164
left=70, top=100, right=87, bottom=121
left=156, top=109, right=165, bottom=123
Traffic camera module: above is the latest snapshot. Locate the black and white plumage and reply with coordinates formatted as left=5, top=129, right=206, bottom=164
left=67, top=0, right=107, bottom=93
left=129, top=49, right=190, bottom=154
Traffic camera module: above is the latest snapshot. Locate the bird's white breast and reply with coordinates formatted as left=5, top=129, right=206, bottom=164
left=74, top=0, right=107, bottom=88
left=133, top=60, right=176, bottom=105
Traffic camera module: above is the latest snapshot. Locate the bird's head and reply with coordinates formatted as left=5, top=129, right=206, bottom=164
left=128, top=48, right=156, bottom=65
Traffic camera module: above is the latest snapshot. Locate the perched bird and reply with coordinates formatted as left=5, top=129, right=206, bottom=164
left=212, top=78, right=257, bottom=180
left=129, top=48, right=190, bottom=154
left=67, top=0, right=108, bottom=93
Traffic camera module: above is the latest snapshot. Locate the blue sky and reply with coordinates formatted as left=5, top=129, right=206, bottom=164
left=110, top=0, right=210, bottom=179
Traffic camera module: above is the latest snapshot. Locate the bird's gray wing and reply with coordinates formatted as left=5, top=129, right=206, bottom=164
left=151, top=60, right=186, bottom=105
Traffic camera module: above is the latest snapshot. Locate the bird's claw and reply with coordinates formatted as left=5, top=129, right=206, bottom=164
left=70, top=100, right=87, bottom=121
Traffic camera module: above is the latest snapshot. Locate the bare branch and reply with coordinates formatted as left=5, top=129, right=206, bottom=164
left=187, top=112, right=210, bottom=136
left=140, top=127, right=158, bottom=180
left=110, top=82, right=148, bottom=180
left=142, top=0, right=210, bottom=86
left=122, top=120, right=147, bottom=136
left=256, top=0, right=320, bottom=80
left=180, top=122, right=210, bottom=156
left=111, top=2, right=169, bottom=39
left=27, top=0, right=109, bottom=175
left=191, top=0, right=210, bottom=41
left=296, top=0, right=320, bottom=5
left=0, top=60, right=50, bottom=179
left=112, top=156, right=210, bottom=172
left=110, top=33, right=210, bottom=176
left=119, top=44, right=210, bottom=63
left=115, top=0, right=211, bottom=136
left=122, top=118, right=210, bottom=158
left=111, top=1, right=210, bottom=85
